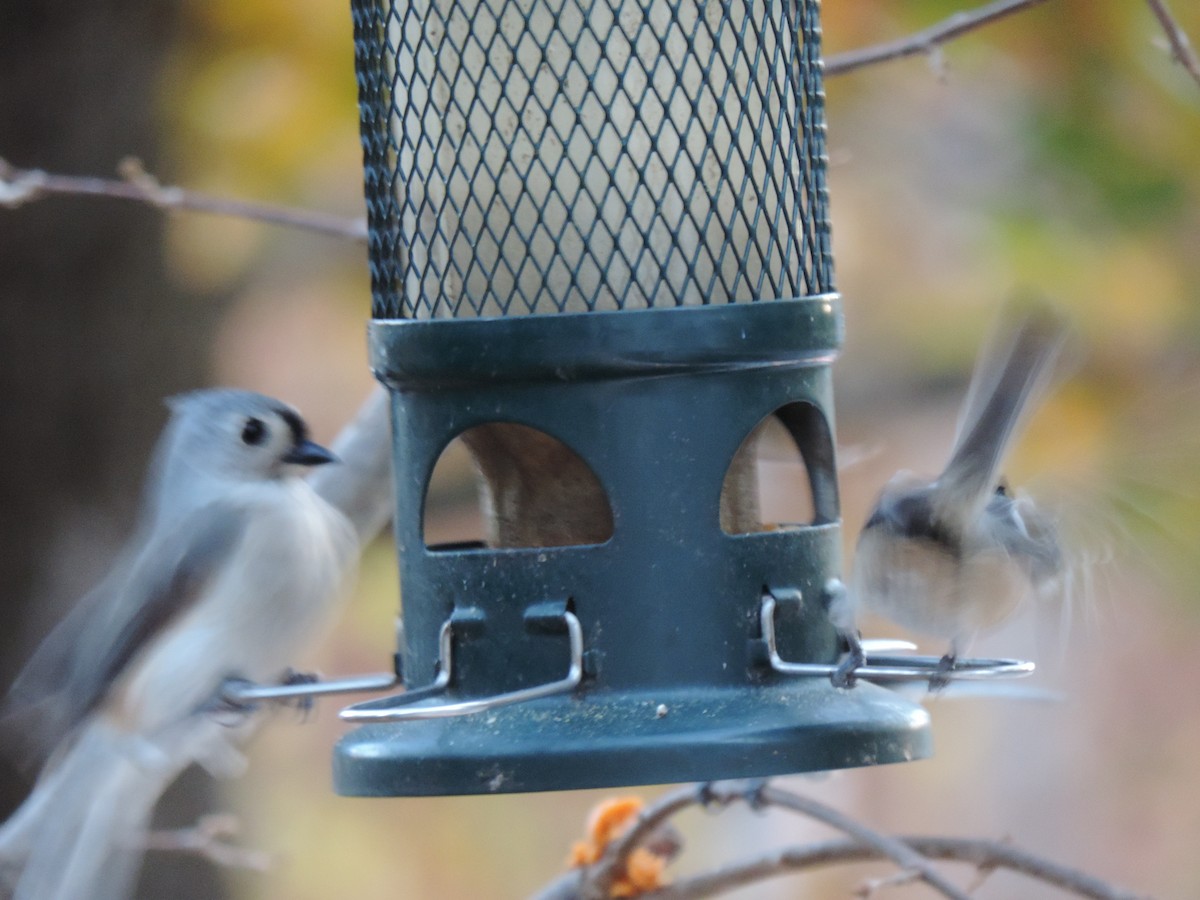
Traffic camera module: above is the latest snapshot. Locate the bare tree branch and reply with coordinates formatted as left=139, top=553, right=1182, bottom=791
left=307, top=385, right=393, bottom=544
left=580, top=784, right=714, bottom=899
left=3, top=0, right=1191, bottom=255
left=824, top=0, right=1053, bottom=77
left=0, top=156, right=367, bottom=242
left=0, top=0, right=1192, bottom=259
left=1145, top=0, right=1200, bottom=88
left=755, top=784, right=969, bottom=900
left=548, top=782, right=1146, bottom=900
left=577, top=782, right=969, bottom=900
left=641, top=835, right=1149, bottom=900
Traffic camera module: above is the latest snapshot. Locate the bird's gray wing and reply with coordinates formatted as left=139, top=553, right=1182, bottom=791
left=938, top=301, right=1069, bottom=522
left=985, top=489, right=1063, bottom=581
left=2, top=503, right=249, bottom=766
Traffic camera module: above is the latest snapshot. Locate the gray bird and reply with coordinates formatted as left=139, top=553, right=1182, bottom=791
left=0, top=389, right=358, bottom=900
left=836, top=301, right=1070, bottom=681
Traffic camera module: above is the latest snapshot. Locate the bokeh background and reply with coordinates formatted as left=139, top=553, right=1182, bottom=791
left=2, top=0, right=1199, bottom=897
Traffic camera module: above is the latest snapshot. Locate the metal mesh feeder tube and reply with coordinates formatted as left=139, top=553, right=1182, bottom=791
left=336, top=0, right=932, bottom=796
left=353, top=0, right=833, bottom=318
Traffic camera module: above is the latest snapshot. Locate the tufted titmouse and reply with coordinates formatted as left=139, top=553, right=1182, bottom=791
left=836, top=301, right=1070, bottom=682
left=0, top=389, right=363, bottom=900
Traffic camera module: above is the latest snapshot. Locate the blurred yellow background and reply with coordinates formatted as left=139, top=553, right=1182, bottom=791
left=190, top=2, right=1200, bottom=899
left=6, top=0, right=1200, bottom=897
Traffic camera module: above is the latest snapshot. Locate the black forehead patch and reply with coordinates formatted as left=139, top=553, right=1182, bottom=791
left=275, top=407, right=309, bottom=446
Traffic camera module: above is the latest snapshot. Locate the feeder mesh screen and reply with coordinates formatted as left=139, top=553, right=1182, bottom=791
left=353, top=0, right=832, bottom=318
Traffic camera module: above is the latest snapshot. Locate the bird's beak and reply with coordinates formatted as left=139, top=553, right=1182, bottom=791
left=283, top=439, right=338, bottom=467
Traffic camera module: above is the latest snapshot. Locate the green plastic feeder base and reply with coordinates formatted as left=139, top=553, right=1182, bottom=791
left=334, top=681, right=930, bottom=796
left=336, top=300, right=933, bottom=797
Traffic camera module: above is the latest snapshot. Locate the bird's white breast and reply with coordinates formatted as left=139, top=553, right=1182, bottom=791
left=114, top=480, right=357, bottom=735
left=852, top=528, right=1030, bottom=645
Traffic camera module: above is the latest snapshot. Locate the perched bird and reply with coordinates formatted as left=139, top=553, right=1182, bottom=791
left=837, top=301, right=1070, bottom=681
left=0, top=389, right=358, bottom=900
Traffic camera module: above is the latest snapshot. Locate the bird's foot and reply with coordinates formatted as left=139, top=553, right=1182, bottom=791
left=279, top=668, right=320, bottom=718
left=928, top=653, right=957, bottom=692
left=831, top=632, right=867, bottom=689
left=205, top=676, right=260, bottom=725
left=739, top=778, right=770, bottom=811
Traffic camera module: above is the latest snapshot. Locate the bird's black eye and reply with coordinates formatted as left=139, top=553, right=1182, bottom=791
left=241, top=417, right=268, bottom=446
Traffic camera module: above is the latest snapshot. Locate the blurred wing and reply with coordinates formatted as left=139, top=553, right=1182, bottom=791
left=2, top=503, right=248, bottom=765
left=0, top=569, right=129, bottom=759
left=937, top=299, right=1069, bottom=524
left=986, top=489, right=1063, bottom=581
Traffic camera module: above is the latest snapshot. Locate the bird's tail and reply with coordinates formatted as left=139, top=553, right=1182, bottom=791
left=934, top=298, right=1071, bottom=530
left=0, top=720, right=179, bottom=900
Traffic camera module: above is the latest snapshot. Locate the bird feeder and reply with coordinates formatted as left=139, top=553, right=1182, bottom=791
left=333, top=0, right=933, bottom=797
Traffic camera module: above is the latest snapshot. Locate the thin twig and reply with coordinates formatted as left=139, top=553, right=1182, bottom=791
left=756, top=785, right=969, bottom=900
left=640, top=836, right=1149, bottom=900
left=0, top=156, right=367, bottom=241
left=529, top=872, right=586, bottom=900
left=549, top=782, right=1146, bottom=900
left=531, top=824, right=683, bottom=900
left=825, top=0, right=1053, bottom=77
left=582, top=784, right=720, bottom=899
left=1145, top=0, right=1200, bottom=88
left=857, top=868, right=921, bottom=898
left=578, top=781, right=968, bottom=900
left=2, top=0, right=1192, bottom=262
